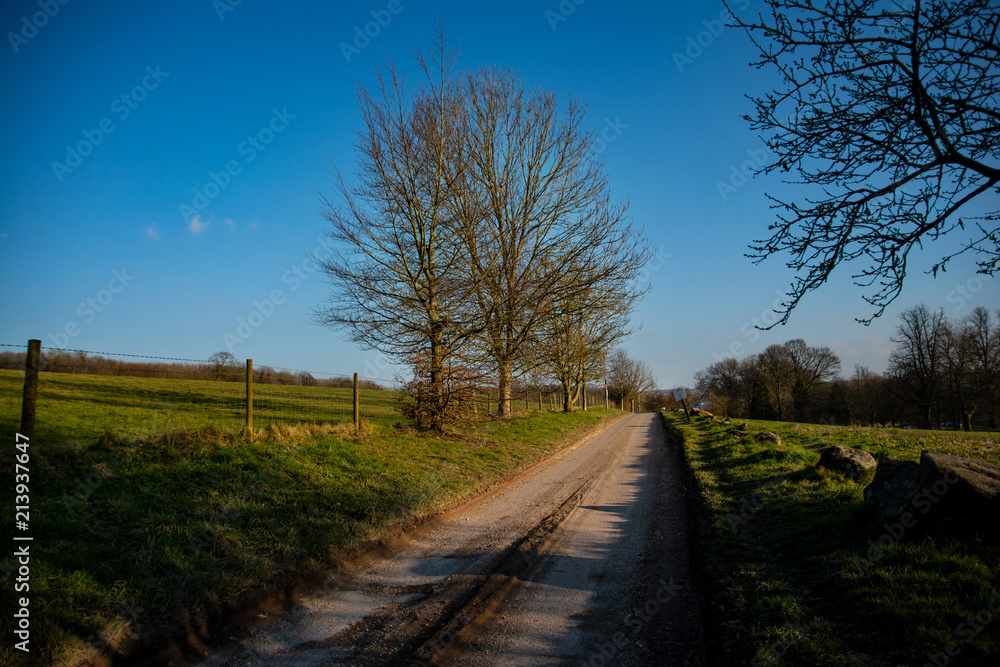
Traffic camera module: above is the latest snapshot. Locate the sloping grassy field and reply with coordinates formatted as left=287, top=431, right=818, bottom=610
left=0, top=369, right=401, bottom=445
left=665, top=412, right=1000, bottom=666
left=0, top=369, right=621, bottom=666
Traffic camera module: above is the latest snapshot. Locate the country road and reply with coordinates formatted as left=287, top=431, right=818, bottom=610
left=183, top=413, right=704, bottom=666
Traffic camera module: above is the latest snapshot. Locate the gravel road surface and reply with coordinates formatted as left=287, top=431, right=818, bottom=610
left=181, top=412, right=703, bottom=666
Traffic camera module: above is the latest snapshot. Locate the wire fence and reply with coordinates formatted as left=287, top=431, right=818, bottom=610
left=2, top=342, right=619, bottom=444
left=0, top=343, right=407, bottom=443
left=0, top=344, right=617, bottom=442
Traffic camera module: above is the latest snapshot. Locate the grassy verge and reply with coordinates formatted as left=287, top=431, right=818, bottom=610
left=663, top=412, right=1000, bottom=667
left=0, top=366, right=621, bottom=666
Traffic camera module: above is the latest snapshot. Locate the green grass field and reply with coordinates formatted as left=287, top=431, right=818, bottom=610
left=0, top=369, right=620, bottom=666
left=663, top=412, right=1000, bottom=666
left=0, top=369, right=402, bottom=446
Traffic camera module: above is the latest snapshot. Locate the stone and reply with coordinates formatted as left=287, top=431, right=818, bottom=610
left=817, top=445, right=877, bottom=480
left=863, top=450, right=1000, bottom=542
left=754, top=431, right=781, bottom=446
left=915, top=450, right=1000, bottom=539
left=863, top=457, right=920, bottom=518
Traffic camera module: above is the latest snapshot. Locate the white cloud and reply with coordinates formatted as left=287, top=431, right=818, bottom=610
left=189, top=215, right=209, bottom=235
left=144, top=223, right=161, bottom=241
left=224, top=218, right=237, bottom=230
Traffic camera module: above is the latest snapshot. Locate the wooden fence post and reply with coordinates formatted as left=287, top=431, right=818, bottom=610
left=245, top=359, right=253, bottom=431
left=20, top=339, right=40, bottom=442
left=538, top=390, right=542, bottom=412
left=353, top=373, right=360, bottom=432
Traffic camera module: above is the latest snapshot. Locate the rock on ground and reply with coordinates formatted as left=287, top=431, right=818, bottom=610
left=863, top=450, right=1000, bottom=542
left=754, top=431, right=781, bottom=446
left=817, top=445, right=876, bottom=481
left=863, top=457, right=920, bottom=518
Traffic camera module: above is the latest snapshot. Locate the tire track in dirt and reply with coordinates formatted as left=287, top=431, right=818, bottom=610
left=430, top=413, right=706, bottom=666
left=170, top=412, right=702, bottom=666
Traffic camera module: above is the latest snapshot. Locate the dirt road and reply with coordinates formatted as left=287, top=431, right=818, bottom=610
left=189, top=413, right=704, bottom=666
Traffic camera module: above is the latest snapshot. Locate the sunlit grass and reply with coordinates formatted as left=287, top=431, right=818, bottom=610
left=0, top=368, right=404, bottom=448
left=667, top=412, right=1000, bottom=666
left=0, top=370, right=619, bottom=666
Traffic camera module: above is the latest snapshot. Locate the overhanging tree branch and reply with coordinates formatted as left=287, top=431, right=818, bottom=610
left=727, top=0, right=999, bottom=325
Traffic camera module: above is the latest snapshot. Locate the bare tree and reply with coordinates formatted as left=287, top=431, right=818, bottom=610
left=694, top=357, right=746, bottom=418
left=314, top=37, right=479, bottom=430
left=607, top=349, right=656, bottom=411
left=889, top=304, right=948, bottom=429
left=847, top=364, right=889, bottom=426
left=968, top=307, right=1000, bottom=428
left=729, top=0, right=1000, bottom=325
left=317, top=37, right=648, bottom=425
left=758, top=343, right=795, bottom=420
left=784, top=338, right=841, bottom=421
left=452, top=66, right=635, bottom=417
left=940, top=306, right=1000, bottom=430
left=534, top=288, right=617, bottom=413
left=207, top=351, right=239, bottom=381
left=940, top=316, right=980, bottom=430
left=532, top=224, right=650, bottom=412
left=697, top=344, right=841, bottom=423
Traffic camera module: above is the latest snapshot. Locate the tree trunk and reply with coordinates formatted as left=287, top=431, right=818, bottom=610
left=920, top=404, right=934, bottom=430
left=497, top=362, right=512, bottom=418
left=562, top=379, right=574, bottom=412
left=429, top=321, right=445, bottom=432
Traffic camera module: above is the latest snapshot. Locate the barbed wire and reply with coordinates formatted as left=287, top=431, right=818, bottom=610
left=1, top=343, right=396, bottom=387
left=0, top=365, right=229, bottom=379
left=45, top=347, right=211, bottom=364
left=266, top=364, right=352, bottom=379
left=0, top=343, right=209, bottom=364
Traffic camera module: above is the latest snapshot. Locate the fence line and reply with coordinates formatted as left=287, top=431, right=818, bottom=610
left=0, top=342, right=208, bottom=364
left=0, top=344, right=382, bottom=386
left=2, top=341, right=405, bottom=441
left=3, top=341, right=618, bottom=444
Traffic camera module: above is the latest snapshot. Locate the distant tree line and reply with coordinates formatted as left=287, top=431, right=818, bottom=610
left=694, top=339, right=841, bottom=424
left=693, top=306, right=1000, bottom=431
left=0, top=349, right=383, bottom=389
left=606, top=349, right=657, bottom=411
left=884, top=305, right=999, bottom=431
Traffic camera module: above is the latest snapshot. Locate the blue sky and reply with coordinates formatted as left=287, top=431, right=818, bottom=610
left=1, top=0, right=996, bottom=388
